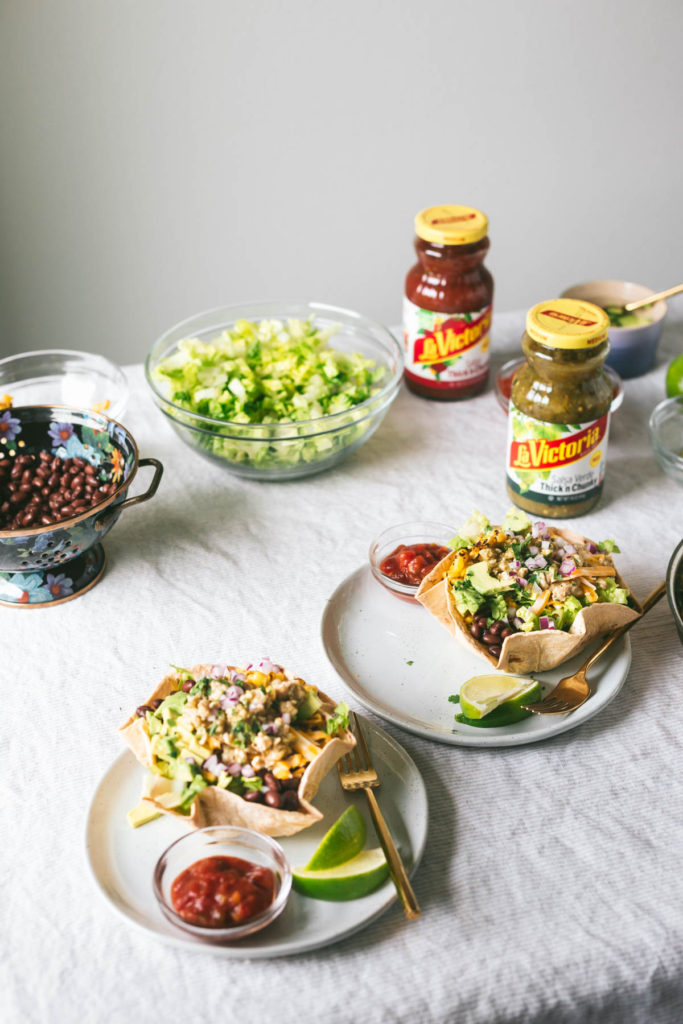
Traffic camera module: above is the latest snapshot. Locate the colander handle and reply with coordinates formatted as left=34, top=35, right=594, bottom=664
left=94, top=458, right=164, bottom=532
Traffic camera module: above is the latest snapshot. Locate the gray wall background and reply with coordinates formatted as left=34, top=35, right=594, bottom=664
left=1, top=0, right=682, bottom=364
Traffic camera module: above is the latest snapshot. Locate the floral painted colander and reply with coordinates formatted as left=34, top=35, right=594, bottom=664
left=0, top=405, right=163, bottom=607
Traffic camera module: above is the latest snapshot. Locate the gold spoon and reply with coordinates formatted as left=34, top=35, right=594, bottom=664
left=624, top=283, right=683, bottom=312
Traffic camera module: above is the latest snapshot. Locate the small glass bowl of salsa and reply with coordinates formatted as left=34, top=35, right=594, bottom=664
left=153, top=826, right=292, bottom=943
left=369, top=521, right=454, bottom=602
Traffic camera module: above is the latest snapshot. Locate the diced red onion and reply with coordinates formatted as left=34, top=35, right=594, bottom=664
left=184, top=755, right=197, bottom=765
left=587, top=543, right=597, bottom=554
left=547, top=621, right=556, bottom=629
left=228, top=762, right=243, bottom=777
left=517, top=576, right=528, bottom=587
left=210, top=664, right=228, bottom=677
left=262, top=722, right=276, bottom=735
left=563, top=544, right=576, bottom=556
left=535, top=555, right=547, bottom=569
left=531, top=521, right=547, bottom=539
left=227, top=685, right=244, bottom=701
left=560, top=559, right=576, bottom=577
left=529, top=545, right=539, bottom=556
left=539, top=615, right=550, bottom=629
left=281, top=712, right=291, bottom=724
left=241, top=764, right=255, bottom=778
left=258, top=657, right=283, bottom=675
left=510, top=559, right=520, bottom=570
left=202, top=754, right=227, bottom=775
left=525, top=557, right=537, bottom=569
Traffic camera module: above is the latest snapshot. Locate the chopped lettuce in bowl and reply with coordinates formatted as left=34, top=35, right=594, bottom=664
left=145, top=303, right=403, bottom=479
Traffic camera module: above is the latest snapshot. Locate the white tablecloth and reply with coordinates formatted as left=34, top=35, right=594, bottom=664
left=3, top=310, right=682, bottom=1024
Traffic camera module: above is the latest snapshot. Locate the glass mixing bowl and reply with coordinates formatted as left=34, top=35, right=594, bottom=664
left=145, top=302, right=403, bottom=480
left=0, top=350, right=128, bottom=421
left=649, top=394, right=683, bottom=486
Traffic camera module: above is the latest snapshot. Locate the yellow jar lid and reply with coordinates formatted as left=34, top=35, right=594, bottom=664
left=526, top=299, right=609, bottom=349
left=415, top=205, right=488, bottom=245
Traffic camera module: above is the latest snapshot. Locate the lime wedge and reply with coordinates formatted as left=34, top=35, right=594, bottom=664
left=293, top=848, right=389, bottom=901
left=305, top=805, right=366, bottom=871
left=666, top=353, right=683, bottom=398
left=458, top=674, right=540, bottom=720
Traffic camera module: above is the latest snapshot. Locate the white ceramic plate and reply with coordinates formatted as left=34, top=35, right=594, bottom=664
left=86, top=717, right=427, bottom=958
left=321, top=567, right=632, bottom=748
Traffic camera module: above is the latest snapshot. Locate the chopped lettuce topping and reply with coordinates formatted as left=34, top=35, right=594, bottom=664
left=449, top=510, right=491, bottom=550
left=152, top=318, right=388, bottom=470
left=444, top=509, right=630, bottom=636
left=487, top=593, right=508, bottom=622
left=325, top=701, right=350, bottom=735
left=555, top=595, right=583, bottom=630
left=595, top=578, right=629, bottom=605
left=452, top=580, right=485, bottom=616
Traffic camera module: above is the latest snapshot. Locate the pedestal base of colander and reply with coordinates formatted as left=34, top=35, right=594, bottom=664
left=0, top=544, right=106, bottom=607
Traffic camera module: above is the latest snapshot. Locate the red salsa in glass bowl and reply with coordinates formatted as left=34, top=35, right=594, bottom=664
left=170, top=855, right=276, bottom=928
left=370, top=522, right=455, bottom=601
left=153, top=826, right=291, bottom=943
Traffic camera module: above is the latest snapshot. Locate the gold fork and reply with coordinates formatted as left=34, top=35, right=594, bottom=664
left=521, top=582, right=666, bottom=715
left=337, top=712, right=421, bottom=920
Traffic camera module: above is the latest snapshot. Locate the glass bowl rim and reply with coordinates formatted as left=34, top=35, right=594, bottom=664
left=145, top=301, right=404, bottom=432
left=152, top=825, right=292, bottom=940
left=0, top=348, right=128, bottom=404
left=649, top=394, right=683, bottom=461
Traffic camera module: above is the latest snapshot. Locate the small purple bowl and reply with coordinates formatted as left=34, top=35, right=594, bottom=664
left=560, top=280, right=667, bottom=379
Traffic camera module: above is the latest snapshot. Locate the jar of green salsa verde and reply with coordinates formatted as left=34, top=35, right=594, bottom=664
left=506, top=298, right=613, bottom=518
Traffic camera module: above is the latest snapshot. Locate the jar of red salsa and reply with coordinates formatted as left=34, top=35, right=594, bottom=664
left=404, top=205, right=494, bottom=400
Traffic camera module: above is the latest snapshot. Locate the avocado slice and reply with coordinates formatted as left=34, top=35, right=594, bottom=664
left=296, top=690, right=322, bottom=722
left=466, top=562, right=508, bottom=595
left=159, top=691, right=188, bottom=722
left=126, top=801, right=162, bottom=828
left=502, top=507, right=531, bottom=534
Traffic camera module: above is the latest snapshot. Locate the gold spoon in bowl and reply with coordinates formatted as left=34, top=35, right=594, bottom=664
left=624, top=282, right=683, bottom=312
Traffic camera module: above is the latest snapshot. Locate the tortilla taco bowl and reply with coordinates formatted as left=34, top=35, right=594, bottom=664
left=120, top=661, right=355, bottom=837
left=416, top=524, right=642, bottom=674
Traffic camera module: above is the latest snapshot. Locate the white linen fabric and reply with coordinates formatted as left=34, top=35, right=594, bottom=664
left=1, top=309, right=682, bottom=1024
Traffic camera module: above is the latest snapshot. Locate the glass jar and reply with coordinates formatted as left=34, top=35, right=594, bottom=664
left=506, top=298, right=613, bottom=518
left=403, top=205, right=494, bottom=400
